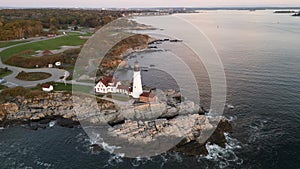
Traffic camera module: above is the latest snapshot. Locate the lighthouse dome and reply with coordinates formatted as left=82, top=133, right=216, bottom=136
left=134, top=61, right=140, bottom=71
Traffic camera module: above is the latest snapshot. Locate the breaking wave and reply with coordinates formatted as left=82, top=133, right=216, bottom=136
left=197, top=133, right=243, bottom=168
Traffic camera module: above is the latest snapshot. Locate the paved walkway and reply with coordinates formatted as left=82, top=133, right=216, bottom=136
left=0, top=36, right=67, bottom=88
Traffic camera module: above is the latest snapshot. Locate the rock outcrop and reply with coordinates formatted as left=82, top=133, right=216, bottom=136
left=0, top=90, right=203, bottom=126
left=0, top=91, right=231, bottom=156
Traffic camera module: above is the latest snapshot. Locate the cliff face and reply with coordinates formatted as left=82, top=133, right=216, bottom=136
left=0, top=103, right=19, bottom=122
left=0, top=92, right=232, bottom=156
left=0, top=91, right=203, bottom=125
left=99, top=34, right=153, bottom=75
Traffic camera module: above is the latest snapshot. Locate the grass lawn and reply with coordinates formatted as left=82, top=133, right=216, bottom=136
left=0, top=40, right=29, bottom=48
left=16, top=71, right=52, bottom=81
left=62, top=65, right=75, bottom=72
left=0, top=68, right=13, bottom=78
left=0, top=35, right=87, bottom=62
left=53, top=82, right=92, bottom=93
left=111, top=93, right=130, bottom=101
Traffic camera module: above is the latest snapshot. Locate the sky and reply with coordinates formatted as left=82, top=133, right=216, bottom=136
left=1, top=0, right=300, bottom=8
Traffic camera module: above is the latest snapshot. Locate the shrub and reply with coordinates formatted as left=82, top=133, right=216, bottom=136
left=15, top=71, right=52, bottom=81
left=25, top=90, right=47, bottom=99
left=0, top=86, right=30, bottom=101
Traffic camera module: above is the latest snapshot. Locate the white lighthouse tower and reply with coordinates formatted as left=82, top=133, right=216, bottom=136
left=132, top=61, right=143, bottom=99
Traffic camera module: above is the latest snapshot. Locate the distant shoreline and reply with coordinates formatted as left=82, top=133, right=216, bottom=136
left=1, top=6, right=300, bottom=11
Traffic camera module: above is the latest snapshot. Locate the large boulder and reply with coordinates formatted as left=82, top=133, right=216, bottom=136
left=121, top=103, right=167, bottom=121
left=106, top=114, right=230, bottom=156
left=0, top=103, right=19, bottom=122
left=0, top=107, right=5, bottom=122
left=2, top=103, right=19, bottom=114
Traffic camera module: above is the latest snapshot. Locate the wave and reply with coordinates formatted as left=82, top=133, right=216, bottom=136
left=85, top=128, right=242, bottom=168
left=197, top=133, right=243, bottom=168
left=49, top=121, right=56, bottom=128
left=226, top=103, right=235, bottom=109
left=88, top=132, right=122, bottom=154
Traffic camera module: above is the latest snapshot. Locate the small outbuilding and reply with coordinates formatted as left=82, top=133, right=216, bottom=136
left=140, top=91, right=157, bottom=103
left=42, top=50, right=53, bottom=56
left=55, top=62, right=61, bottom=67
left=42, top=84, right=54, bottom=92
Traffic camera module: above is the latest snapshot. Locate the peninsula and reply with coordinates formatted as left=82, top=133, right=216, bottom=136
left=0, top=8, right=232, bottom=158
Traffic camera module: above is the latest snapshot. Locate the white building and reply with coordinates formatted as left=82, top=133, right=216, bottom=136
left=42, top=84, right=53, bottom=92
left=116, top=85, right=131, bottom=95
left=132, top=61, right=143, bottom=99
left=95, top=75, right=122, bottom=94
left=55, top=62, right=61, bottom=67
left=95, top=61, right=145, bottom=99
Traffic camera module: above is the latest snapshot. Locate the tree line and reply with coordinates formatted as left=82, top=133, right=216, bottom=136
left=0, top=20, right=43, bottom=40
left=0, top=9, right=127, bottom=40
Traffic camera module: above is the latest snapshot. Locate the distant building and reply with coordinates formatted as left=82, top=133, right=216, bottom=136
left=47, top=34, right=57, bottom=38
left=42, top=84, right=53, bottom=92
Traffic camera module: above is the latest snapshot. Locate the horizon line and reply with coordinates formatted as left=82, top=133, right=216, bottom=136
left=1, top=6, right=300, bottom=10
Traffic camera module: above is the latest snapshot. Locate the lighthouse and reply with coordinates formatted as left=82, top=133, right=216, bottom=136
left=132, top=61, right=143, bottom=99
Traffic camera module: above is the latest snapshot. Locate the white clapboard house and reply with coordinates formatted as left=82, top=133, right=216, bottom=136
left=95, top=75, right=130, bottom=95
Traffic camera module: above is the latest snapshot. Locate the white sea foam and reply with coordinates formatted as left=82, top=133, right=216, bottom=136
left=169, top=152, right=183, bottom=163
left=226, top=104, right=235, bottom=109
left=34, top=159, right=52, bottom=168
left=86, top=127, right=242, bottom=168
left=88, top=132, right=122, bottom=154
left=199, top=133, right=242, bottom=168
left=248, top=119, right=268, bottom=143
left=131, top=156, right=149, bottom=167
left=226, top=116, right=238, bottom=122
left=100, top=142, right=122, bottom=154
left=49, top=121, right=56, bottom=128
left=107, top=153, right=125, bottom=166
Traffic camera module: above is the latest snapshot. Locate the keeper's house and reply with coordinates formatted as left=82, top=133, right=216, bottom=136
left=95, top=75, right=130, bottom=95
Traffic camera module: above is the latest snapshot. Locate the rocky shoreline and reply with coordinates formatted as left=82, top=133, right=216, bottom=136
left=0, top=91, right=232, bottom=156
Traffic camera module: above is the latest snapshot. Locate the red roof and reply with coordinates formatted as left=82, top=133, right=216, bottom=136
left=117, top=85, right=130, bottom=91
left=100, top=75, right=119, bottom=87
left=42, top=84, right=51, bottom=88
left=140, top=91, right=156, bottom=98
left=42, top=50, right=53, bottom=55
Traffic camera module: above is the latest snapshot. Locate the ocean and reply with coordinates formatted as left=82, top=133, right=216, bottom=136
left=1, top=10, right=300, bottom=168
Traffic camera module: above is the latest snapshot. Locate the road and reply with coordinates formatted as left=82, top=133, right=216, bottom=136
left=0, top=36, right=67, bottom=88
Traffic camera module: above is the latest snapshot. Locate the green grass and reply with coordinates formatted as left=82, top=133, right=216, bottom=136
left=66, top=32, right=93, bottom=36
left=0, top=40, right=29, bottom=48
left=111, top=93, right=130, bottom=101
left=1, top=35, right=87, bottom=62
left=15, top=71, right=52, bottom=81
left=0, top=68, right=13, bottom=78
left=66, top=32, right=82, bottom=36
left=53, top=82, right=92, bottom=93
left=62, top=66, right=75, bottom=72
left=82, top=32, right=94, bottom=36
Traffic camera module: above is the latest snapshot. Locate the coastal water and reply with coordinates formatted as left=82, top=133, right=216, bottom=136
left=1, top=10, right=300, bottom=168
